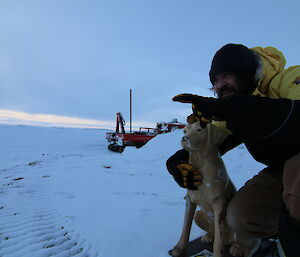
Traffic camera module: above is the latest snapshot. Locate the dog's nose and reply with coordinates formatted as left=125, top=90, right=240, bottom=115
left=182, top=136, right=188, bottom=141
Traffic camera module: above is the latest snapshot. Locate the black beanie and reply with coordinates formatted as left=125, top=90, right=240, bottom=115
left=209, top=44, right=259, bottom=85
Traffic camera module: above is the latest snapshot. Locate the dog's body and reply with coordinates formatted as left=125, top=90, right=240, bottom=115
left=170, top=122, right=260, bottom=257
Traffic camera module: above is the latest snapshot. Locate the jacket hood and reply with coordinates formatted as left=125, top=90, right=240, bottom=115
left=251, top=47, right=286, bottom=94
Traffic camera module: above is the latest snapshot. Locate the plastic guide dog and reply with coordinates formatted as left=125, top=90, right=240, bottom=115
left=170, top=120, right=260, bottom=257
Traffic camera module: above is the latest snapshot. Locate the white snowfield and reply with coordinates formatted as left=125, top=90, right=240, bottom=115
left=0, top=124, right=265, bottom=257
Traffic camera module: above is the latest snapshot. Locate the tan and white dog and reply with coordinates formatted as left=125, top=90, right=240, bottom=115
left=169, top=121, right=260, bottom=257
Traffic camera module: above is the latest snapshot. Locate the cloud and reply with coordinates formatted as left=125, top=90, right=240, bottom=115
left=0, top=109, right=155, bottom=130
left=0, top=109, right=114, bottom=129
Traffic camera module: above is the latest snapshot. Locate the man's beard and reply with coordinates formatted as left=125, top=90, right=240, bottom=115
left=217, top=77, right=256, bottom=99
left=217, top=85, right=238, bottom=98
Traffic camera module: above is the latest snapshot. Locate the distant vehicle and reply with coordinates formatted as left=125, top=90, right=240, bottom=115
left=106, top=113, right=185, bottom=153
left=106, top=89, right=185, bottom=153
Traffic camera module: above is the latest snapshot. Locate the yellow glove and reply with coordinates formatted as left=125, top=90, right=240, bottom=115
left=166, top=149, right=202, bottom=190
left=177, top=163, right=202, bottom=189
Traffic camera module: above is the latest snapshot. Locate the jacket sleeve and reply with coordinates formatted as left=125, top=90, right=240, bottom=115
left=218, top=134, right=243, bottom=156
left=223, top=95, right=300, bottom=144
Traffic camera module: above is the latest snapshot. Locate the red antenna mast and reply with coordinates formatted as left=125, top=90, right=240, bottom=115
left=130, top=89, right=132, bottom=133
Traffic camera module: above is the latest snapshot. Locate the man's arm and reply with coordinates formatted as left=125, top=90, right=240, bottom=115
left=173, top=94, right=300, bottom=145
left=224, top=95, right=299, bottom=144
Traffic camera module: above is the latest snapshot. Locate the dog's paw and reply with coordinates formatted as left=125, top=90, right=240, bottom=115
left=229, top=243, right=244, bottom=257
left=200, top=233, right=214, bottom=244
left=168, top=245, right=186, bottom=257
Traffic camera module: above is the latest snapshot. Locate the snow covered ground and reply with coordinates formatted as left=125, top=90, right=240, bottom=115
left=0, top=124, right=265, bottom=257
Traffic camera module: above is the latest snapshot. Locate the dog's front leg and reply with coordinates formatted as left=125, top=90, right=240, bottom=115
left=170, top=194, right=197, bottom=257
left=212, top=199, right=226, bottom=257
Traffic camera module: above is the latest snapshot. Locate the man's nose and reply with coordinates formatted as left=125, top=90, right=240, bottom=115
left=214, top=78, right=226, bottom=89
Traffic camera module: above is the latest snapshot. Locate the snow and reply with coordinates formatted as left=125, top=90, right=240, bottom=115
left=0, top=124, right=265, bottom=257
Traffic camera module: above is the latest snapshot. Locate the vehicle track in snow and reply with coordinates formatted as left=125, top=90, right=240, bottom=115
left=0, top=161, right=100, bottom=257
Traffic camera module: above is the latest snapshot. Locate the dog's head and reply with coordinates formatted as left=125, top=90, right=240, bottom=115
left=181, top=122, right=207, bottom=151
left=181, top=122, right=227, bottom=151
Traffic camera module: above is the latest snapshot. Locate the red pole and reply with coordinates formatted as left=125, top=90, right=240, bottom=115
left=130, top=89, right=132, bottom=133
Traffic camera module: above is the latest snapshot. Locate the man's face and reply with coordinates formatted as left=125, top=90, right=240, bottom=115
left=213, top=72, right=244, bottom=98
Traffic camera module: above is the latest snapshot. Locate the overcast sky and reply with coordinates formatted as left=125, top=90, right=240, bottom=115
left=1, top=0, right=300, bottom=128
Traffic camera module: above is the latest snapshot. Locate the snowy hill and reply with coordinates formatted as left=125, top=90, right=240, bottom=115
left=0, top=124, right=265, bottom=257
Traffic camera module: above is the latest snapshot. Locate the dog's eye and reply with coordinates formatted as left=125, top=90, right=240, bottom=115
left=184, top=130, right=187, bottom=133
left=197, top=129, right=201, bottom=132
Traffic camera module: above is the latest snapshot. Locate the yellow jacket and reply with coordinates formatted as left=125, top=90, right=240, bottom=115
left=214, top=46, right=300, bottom=133
left=252, top=46, right=300, bottom=100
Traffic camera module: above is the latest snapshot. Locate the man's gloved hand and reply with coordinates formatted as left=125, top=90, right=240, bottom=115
left=172, top=93, right=226, bottom=123
left=166, top=149, right=202, bottom=190
left=177, top=163, right=202, bottom=189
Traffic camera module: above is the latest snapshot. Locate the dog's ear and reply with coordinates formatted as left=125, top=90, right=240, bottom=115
left=206, top=124, right=228, bottom=147
left=186, top=114, right=199, bottom=124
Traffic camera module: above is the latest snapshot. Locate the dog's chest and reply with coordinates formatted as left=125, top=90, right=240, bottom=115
left=187, top=165, right=229, bottom=210
left=187, top=183, right=215, bottom=209
left=188, top=152, right=229, bottom=207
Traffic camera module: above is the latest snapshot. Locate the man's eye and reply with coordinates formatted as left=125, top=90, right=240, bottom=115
left=223, top=71, right=231, bottom=77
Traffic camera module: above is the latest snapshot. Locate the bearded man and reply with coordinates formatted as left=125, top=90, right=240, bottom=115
left=167, top=44, right=300, bottom=257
